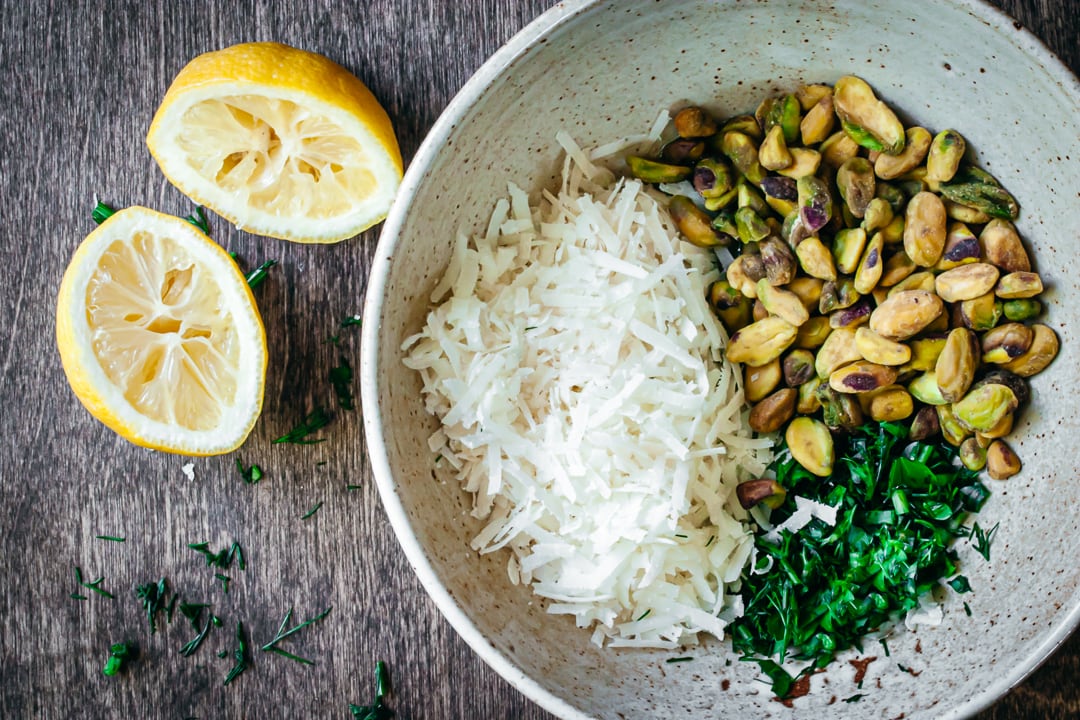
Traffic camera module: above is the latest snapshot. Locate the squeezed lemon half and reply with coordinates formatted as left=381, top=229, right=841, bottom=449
left=146, top=42, right=403, bottom=244
left=56, top=207, right=267, bottom=455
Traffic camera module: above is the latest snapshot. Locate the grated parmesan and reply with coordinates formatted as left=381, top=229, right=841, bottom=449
left=403, top=134, right=773, bottom=648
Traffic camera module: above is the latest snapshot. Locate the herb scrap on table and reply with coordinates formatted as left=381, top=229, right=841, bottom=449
left=223, top=621, right=249, bottom=686
left=273, top=407, right=333, bottom=445
left=236, top=458, right=264, bottom=485
left=74, top=566, right=115, bottom=599
left=350, top=660, right=394, bottom=720
left=188, top=541, right=244, bottom=570
left=183, top=206, right=210, bottom=235
left=102, top=642, right=132, bottom=677
left=329, top=355, right=355, bottom=410
left=261, top=606, right=332, bottom=665
left=244, top=259, right=278, bottom=289
left=135, top=578, right=169, bottom=635
left=91, top=200, right=117, bottom=224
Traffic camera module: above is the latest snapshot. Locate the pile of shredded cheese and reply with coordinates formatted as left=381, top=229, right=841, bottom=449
left=402, top=132, right=773, bottom=649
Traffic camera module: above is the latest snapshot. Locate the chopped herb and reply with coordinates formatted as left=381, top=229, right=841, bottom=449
left=92, top=200, right=117, bottom=224
left=212, top=615, right=222, bottom=627
left=183, top=206, right=210, bottom=235
left=236, top=458, right=264, bottom=485
left=180, top=613, right=214, bottom=658
left=969, top=521, right=1000, bottom=562
left=135, top=578, right=169, bottom=635
left=843, top=694, right=865, bottom=704
left=261, top=606, right=332, bottom=665
left=316, top=461, right=328, bottom=467
left=730, top=421, right=987, bottom=698
left=74, top=566, right=115, bottom=599
left=705, top=535, right=715, bottom=547
left=71, top=593, right=88, bottom=601
left=166, top=593, right=180, bottom=623
left=95, top=535, right=126, bottom=543
left=244, top=259, right=278, bottom=289
left=433, top=454, right=442, bottom=464
left=223, top=622, right=249, bottom=686
left=179, top=602, right=211, bottom=628
left=636, top=610, right=651, bottom=621
left=215, top=573, right=231, bottom=594
left=188, top=541, right=243, bottom=570
left=350, top=661, right=394, bottom=719
left=217, top=651, right=227, bottom=659
left=964, top=602, right=972, bottom=617
left=329, top=356, right=355, bottom=410
left=302, top=502, right=323, bottom=520
left=103, top=642, right=132, bottom=676
left=879, top=638, right=890, bottom=657
left=666, top=657, right=693, bottom=663
left=346, top=485, right=362, bottom=491
left=273, top=408, right=333, bottom=445
left=328, top=315, right=363, bottom=345
left=232, top=543, right=245, bottom=571
left=948, top=575, right=972, bottom=594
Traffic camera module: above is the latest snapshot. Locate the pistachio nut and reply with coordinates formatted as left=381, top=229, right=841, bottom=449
left=903, top=191, right=947, bottom=267
left=795, top=235, right=838, bottom=281
left=935, top=328, right=980, bottom=402
left=973, top=369, right=1030, bottom=406
left=673, top=106, right=718, bottom=138
left=692, top=158, right=735, bottom=200
left=797, top=176, right=832, bottom=233
left=958, top=292, right=1003, bottom=332
left=887, top=270, right=936, bottom=297
left=874, top=126, right=932, bottom=180
left=1001, top=323, right=1059, bottom=377
left=881, top=214, right=906, bottom=244
left=855, top=327, right=911, bottom=366
left=660, top=138, right=706, bottom=165
left=952, top=383, right=1018, bottom=433
left=979, top=219, right=1030, bottom=273
left=995, top=271, right=1043, bottom=299
left=862, top=197, right=894, bottom=235
left=981, top=412, right=1014, bottom=440
left=795, top=316, right=832, bottom=349
left=759, top=125, right=793, bottom=171
left=760, top=175, right=798, bottom=201
left=783, top=349, right=816, bottom=387
left=745, top=358, right=783, bottom=402
left=726, top=255, right=759, bottom=298
left=1002, top=299, right=1042, bottom=322
left=879, top=250, right=917, bottom=287
left=908, top=371, right=948, bottom=406
left=869, top=387, right=914, bottom=422
left=752, top=299, right=769, bottom=322
left=829, top=361, right=899, bottom=394
left=981, top=322, right=1034, bottom=364
left=735, top=206, right=771, bottom=244
left=869, top=289, right=944, bottom=341
left=716, top=296, right=753, bottom=334
left=833, top=227, right=868, bottom=275
left=909, top=405, right=941, bottom=441
left=759, top=237, right=798, bottom=286
left=944, top=199, right=991, bottom=224
left=720, top=114, right=762, bottom=140
left=819, top=278, right=860, bottom=314
left=937, top=403, right=971, bottom=447
left=669, top=195, right=727, bottom=248
left=757, top=279, right=810, bottom=327
left=926, top=129, right=966, bottom=184
left=933, top=222, right=982, bottom=272
left=785, top=417, right=835, bottom=476
left=748, top=388, right=798, bottom=434
left=795, top=83, right=833, bottom=111
left=626, top=156, right=691, bottom=184
left=935, top=263, right=1000, bottom=303
left=786, top=276, right=824, bottom=310
left=776, top=148, right=822, bottom=179
left=820, top=130, right=861, bottom=168
left=726, top=316, right=798, bottom=367
left=853, top=231, right=885, bottom=295
left=830, top=298, right=874, bottom=330
left=939, top=176, right=1020, bottom=220
left=817, top=383, right=864, bottom=430
left=736, top=479, right=789, bottom=510
left=903, top=338, right=947, bottom=374
left=986, top=440, right=1021, bottom=480
left=836, top=157, right=876, bottom=218
left=799, top=92, right=835, bottom=145
left=814, top=326, right=861, bottom=378
left=833, top=76, right=905, bottom=154
left=720, top=131, right=765, bottom=184
left=756, top=94, right=801, bottom=144
left=959, top=437, right=987, bottom=471
left=797, top=376, right=824, bottom=414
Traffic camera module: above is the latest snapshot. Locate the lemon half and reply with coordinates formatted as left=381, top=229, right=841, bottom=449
left=56, top=207, right=267, bottom=455
left=146, top=42, right=403, bottom=244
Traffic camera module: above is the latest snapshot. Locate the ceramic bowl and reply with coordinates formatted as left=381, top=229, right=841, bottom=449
left=361, top=1, right=1080, bottom=717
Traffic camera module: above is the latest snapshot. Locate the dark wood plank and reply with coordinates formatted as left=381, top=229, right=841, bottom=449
left=0, top=1, right=1074, bottom=718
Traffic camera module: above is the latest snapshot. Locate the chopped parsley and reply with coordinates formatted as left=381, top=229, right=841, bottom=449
left=350, top=661, right=394, bottom=719
left=135, top=578, right=169, bottom=635
left=236, top=459, right=264, bottom=485
left=730, top=421, right=990, bottom=698
left=261, top=606, right=332, bottom=665
left=92, top=200, right=117, bottom=224
left=244, top=259, right=278, bottom=289
left=329, top=356, right=355, bottom=410
left=183, top=206, right=210, bottom=235
left=273, top=408, right=333, bottom=445
left=223, top=622, right=249, bottom=685
left=74, top=566, right=114, bottom=599
left=103, top=642, right=132, bottom=676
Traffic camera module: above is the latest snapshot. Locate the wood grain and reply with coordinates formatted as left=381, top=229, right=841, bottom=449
left=0, top=1, right=1075, bottom=718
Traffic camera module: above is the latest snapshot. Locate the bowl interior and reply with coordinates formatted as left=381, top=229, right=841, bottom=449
left=362, top=1, right=1080, bottom=717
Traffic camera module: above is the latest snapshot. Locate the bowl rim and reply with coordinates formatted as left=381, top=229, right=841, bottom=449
left=360, top=1, right=1080, bottom=718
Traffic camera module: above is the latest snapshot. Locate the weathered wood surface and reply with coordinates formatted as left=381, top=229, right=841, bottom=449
left=0, top=1, right=1075, bottom=718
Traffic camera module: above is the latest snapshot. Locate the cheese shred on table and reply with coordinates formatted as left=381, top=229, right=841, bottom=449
left=403, top=133, right=772, bottom=649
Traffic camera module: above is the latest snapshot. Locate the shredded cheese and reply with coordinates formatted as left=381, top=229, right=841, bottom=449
left=403, top=135, right=772, bottom=648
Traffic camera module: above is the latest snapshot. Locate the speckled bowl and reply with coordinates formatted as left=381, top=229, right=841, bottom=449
left=360, top=1, right=1080, bottom=717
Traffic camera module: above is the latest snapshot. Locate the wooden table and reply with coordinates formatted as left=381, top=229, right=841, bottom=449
left=1, top=1, right=1076, bottom=717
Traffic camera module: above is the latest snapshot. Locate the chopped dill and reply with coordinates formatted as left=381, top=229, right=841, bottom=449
left=969, top=521, right=1000, bottom=562
left=103, top=642, right=132, bottom=677
left=302, top=501, right=324, bottom=520
left=329, top=356, right=355, bottom=410
left=92, top=200, right=117, bottom=224
left=273, top=408, right=333, bottom=445
left=236, top=458, right=264, bottom=485
left=261, top=606, right=332, bottom=665
left=95, top=535, right=126, bottom=543
left=183, top=206, right=210, bottom=235
left=135, top=578, right=169, bottom=635
left=245, top=259, right=278, bottom=289
left=350, top=661, right=394, bottom=719
left=74, top=566, right=115, bottom=599
left=666, top=657, right=693, bottom=664
left=223, top=622, right=249, bottom=685
left=215, top=574, right=231, bottom=594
